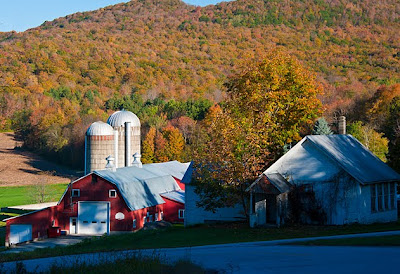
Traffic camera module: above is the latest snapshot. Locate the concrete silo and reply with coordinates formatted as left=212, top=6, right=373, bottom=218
left=107, top=110, right=141, bottom=168
left=85, top=121, right=115, bottom=174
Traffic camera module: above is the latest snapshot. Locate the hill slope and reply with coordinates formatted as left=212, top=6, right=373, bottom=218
left=0, top=0, right=399, bottom=167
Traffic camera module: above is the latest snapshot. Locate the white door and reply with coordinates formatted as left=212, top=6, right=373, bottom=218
left=70, top=217, right=77, bottom=234
left=9, top=224, right=32, bottom=245
left=78, top=202, right=110, bottom=235
left=255, top=199, right=267, bottom=225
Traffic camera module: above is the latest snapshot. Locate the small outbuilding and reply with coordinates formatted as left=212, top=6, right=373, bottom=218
left=247, top=135, right=400, bottom=227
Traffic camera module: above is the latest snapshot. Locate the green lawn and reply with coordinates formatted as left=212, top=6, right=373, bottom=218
left=1, top=221, right=400, bottom=263
left=288, top=235, right=400, bottom=246
left=0, top=184, right=68, bottom=208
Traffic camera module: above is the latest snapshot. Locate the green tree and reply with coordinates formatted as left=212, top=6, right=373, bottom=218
left=192, top=51, right=322, bottom=214
left=347, top=121, right=389, bottom=162
left=312, top=117, right=333, bottom=135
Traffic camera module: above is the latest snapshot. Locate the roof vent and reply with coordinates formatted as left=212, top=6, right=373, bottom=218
left=132, top=153, right=142, bottom=168
left=105, top=155, right=116, bottom=172
left=338, top=116, right=346, bottom=135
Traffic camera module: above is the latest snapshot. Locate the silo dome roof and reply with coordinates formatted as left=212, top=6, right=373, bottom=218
left=86, top=121, right=114, bottom=136
left=107, top=110, right=140, bottom=127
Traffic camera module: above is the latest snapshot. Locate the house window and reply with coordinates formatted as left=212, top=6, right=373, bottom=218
left=390, top=183, right=396, bottom=209
left=372, top=183, right=396, bottom=213
left=109, top=190, right=117, bottom=198
left=384, top=183, right=389, bottom=210
left=178, top=209, right=185, bottom=219
left=133, top=219, right=137, bottom=229
left=377, top=184, right=383, bottom=211
left=371, top=184, right=376, bottom=212
left=72, top=189, right=80, bottom=197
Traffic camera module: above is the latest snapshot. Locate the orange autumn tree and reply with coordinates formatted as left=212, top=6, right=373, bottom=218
left=192, top=50, right=322, bottom=214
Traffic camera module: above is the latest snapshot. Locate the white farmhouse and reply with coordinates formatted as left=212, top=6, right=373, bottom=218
left=248, top=135, right=400, bottom=226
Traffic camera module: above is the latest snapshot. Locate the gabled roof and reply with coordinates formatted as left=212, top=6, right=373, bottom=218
left=247, top=172, right=291, bottom=194
left=94, top=162, right=187, bottom=211
left=160, top=190, right=185, bottom=204
left=142, top=161, right=190, bottom=181
left=267, top=135, right=400, bottom=185
left=58, top=161, right=190, bottom=211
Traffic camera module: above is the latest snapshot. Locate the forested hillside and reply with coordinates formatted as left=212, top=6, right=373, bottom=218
left=0, top=0, right=399, bottom=170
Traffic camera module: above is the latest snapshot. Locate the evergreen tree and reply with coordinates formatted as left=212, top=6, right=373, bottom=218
left=312, top=117, right=333, bottom=135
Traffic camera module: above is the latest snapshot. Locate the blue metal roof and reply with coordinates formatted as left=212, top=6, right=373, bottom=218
left=94, top=161, right=189, bottom=211
left=306, top=135, right=400, bottom=184
left=267, top=135, right=400, bottom=185
left=160, top=190, right=185, bottom=204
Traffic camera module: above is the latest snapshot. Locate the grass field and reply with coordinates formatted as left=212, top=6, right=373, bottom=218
left=0, top=184, right=68, bottom=208
left=288, top=235, right=400, bottom=246
left=1, top=221, right=400, bottom=263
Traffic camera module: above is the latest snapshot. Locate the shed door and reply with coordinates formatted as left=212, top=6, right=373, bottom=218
left=78, top=202, right=110, bottom=235
left=255, top=199, right=267, bottom=225
left=9, top=224, right=32, bottom=245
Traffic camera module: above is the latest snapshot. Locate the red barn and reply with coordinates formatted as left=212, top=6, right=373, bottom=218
left=5, top=161, right=188, bottom=246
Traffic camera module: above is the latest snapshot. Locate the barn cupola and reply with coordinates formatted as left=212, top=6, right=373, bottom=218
left=132, top=152, right=142, bottom=168
left=105, top=155, right=116, bottom=172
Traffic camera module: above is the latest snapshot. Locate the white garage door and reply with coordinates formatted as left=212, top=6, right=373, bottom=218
left=9, top=224, right=32, bottom=245
left=78, top=202, right=110, bottom=235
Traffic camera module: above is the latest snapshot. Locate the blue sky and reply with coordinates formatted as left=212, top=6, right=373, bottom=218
left=0, top=0, right=229, bottom=32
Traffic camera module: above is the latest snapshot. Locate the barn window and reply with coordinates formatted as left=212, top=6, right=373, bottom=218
left=155, top=213, right=158, bottom=221
left=149, top=215, right=153, bottom=222
left=178, top=209, right=185, bottom=219
left=109, top=190, right=117, bottom=198
left=133, top=219, right=137, bottom=229
left=143, top=216, right=147, bottom=224
left=72, top=189, right=80, bottom=197
left=160, top=212, right=163, bottom=221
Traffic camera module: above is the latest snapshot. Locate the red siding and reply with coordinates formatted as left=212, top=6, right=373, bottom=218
left=5, top=173, right=176, bottom=245
left=162, top=197, right=184, bottom=223
left=5, top=206, right=58, bottom=246
left=174, top=178, right=185, bottom=190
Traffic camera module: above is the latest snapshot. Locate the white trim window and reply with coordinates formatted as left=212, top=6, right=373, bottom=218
left=178, top=209, right=185, bottom=219
left=143, top=216, right=147, bottom=225
left=72, top=189, right=80, bottom=197
left=109, top=189, right=117, bottom=198
left=133, top=219, right=137, bottom=229
left=371, top=183, right=397, bottom=213
left=160, top=212, right=163, bottom=221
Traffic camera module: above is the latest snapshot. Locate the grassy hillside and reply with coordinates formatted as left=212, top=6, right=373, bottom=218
left=0, top=0, right=399, bottom=167
left=0, top=184, right=68, bottom=208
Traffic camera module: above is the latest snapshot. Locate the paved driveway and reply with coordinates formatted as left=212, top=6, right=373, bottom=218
left=2, top=231, right=400, bottom=273
left=2, top=235, right=90, bottom=254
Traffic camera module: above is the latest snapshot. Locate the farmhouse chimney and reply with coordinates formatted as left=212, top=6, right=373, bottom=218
left=125, top=122, right=131, bottom=167
left=105, top=155, right=116, bottom=172
left=338, top=116, right=346, bottom=134
left=132, top=153, right=142, bottom=168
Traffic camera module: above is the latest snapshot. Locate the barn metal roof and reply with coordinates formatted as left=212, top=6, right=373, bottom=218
left=93, top=161, right=188, bottom=211
left=142, top=161, right=190, bottom=180
left=160, top=190, right=185, bottom=204
left=267, top=135, right=400, bottom=185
